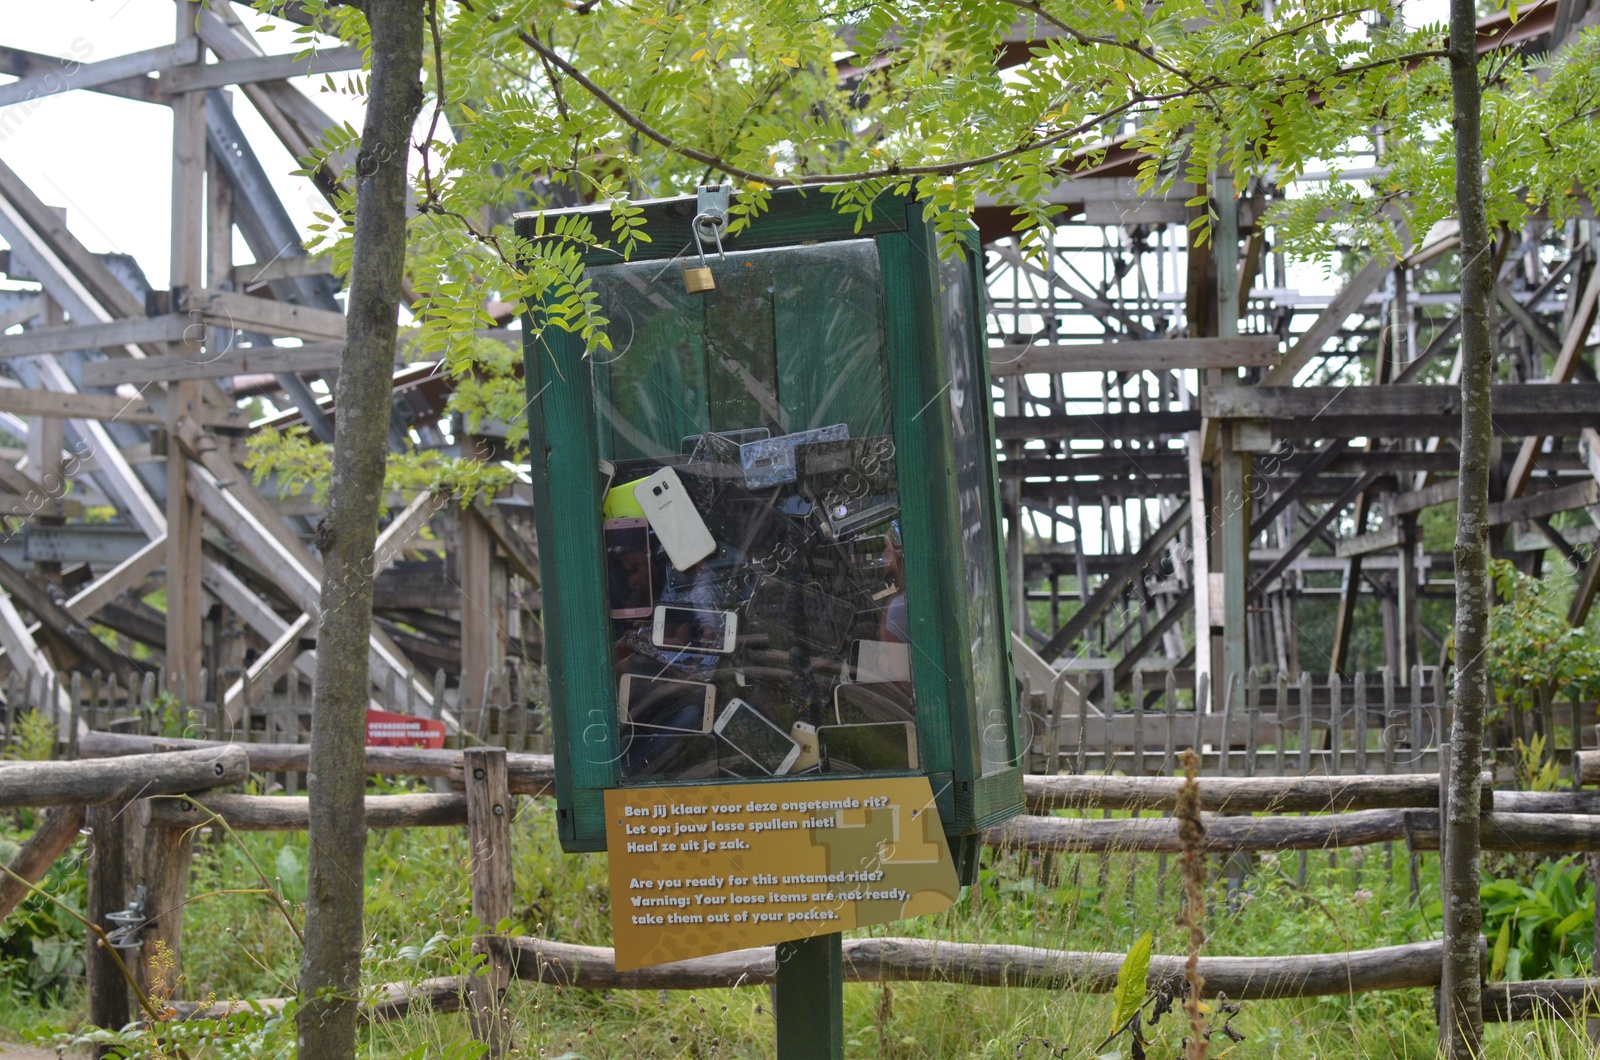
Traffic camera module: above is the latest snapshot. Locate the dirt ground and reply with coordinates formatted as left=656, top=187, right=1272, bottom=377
left=0, top=1045, right=84, bottom=1058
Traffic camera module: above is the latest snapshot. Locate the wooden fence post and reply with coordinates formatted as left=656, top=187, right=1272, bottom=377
left=464, top=746, right=513, bottom=1055
left=85, top=802, right=129, bottom=1055
left=138, top=743, right=197, bottom=1002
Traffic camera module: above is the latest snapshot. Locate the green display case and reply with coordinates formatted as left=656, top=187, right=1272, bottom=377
left=515, top=188, right=1023, bottom=874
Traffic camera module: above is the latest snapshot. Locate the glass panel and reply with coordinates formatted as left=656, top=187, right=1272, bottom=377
left=589, top=241, right=919, bottom=782
left=939, top=251, right=1014, bottom=776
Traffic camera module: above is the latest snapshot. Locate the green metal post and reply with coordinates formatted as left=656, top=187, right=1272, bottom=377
left=774, top=933, right=844, bottom=1059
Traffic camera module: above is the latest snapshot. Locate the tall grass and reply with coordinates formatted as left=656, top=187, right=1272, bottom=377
left=3, top=791, right=1596, bottom=1058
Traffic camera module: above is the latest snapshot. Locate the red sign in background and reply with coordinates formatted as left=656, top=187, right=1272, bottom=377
left=365, top=709, right=447, bottom=749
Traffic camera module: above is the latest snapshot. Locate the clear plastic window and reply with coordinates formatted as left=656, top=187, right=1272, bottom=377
left=589, top=241, right=918, bottom=781
left=939, top=251, right=1014, bottom=776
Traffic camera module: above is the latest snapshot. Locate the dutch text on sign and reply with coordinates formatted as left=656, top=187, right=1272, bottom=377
left=365, top=709, right=446, bottom=749
left=605, top=777, right=958, bottom=970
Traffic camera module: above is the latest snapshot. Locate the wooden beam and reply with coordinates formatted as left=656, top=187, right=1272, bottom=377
left=1391, top=480, right=1459, bottom=515
left=0, top=157, right=145, bottom=322
left=1495, top=282, right=1562, bottom=357
left=1259, top=254, right=1394, bottom=386
left=472, top=499, right=539, bottom=585
left=0, top=40, right=199, bottom=110
left=1505, top=264, right=1600, bottom=498
left=1335, top=525, right=1406, bottom=559
left=0, top=386, right=246, bottom=429
left=375, top=492, right=445, bottom=575
left=0, top=315, right=193, bottom=360
left=233, top=253, right=334, bottom=289
left=1203, top=383, right=1600, bottom=438
left=82, top=341, right=348, bottom=386
left=1486, top=478, right=1600, bottom=526
left=0, top=46, right=165, bottom=105
left=160, top=47, right=364, bottom=93
left=180, top=287, right=346, bottom=341
left=987, top=336, right=1280, bottom=376
left=1253, top=473, right=1379, bottom=591
left=0, top=295, right=43, bottom=332
left=1034, top=504, right=1188, bottom=662
left=223, top=611, right=314, bottom=717
left=0, top=551, right=126, bottom=676
left=63, top=535, right=167, bottom=620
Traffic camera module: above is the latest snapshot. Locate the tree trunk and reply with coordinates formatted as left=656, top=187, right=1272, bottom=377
left=1441, top=0, right=1492, bottom=1052
left=297, top=3, right=422, bottom=1056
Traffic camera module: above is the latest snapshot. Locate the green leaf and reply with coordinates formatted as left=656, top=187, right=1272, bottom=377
left=1491, top=917, right=1511, bottom=980
left=1109, top=930, right=1152, bottom=1035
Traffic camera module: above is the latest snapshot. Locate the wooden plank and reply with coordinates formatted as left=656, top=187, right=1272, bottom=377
left=82, top=342, right=348, bottom=386
left=0, top=552, right=126, bottom=676
left=1487, top=478, right=1600, bottom=526
left=1204, top=382, right=1600, bottom=436
left=375, top=492, right=444, bottom=574
left=988, top=336, right=1279, bottom=376
left=0, top=296, right=43, bottom=332
left=471, top=499, right=539, bottom=585
left=990, top=808, right=1412, bottom=853
left=1391, top=480, right=1459, bottom=515
left=0, top=157, right=145, bottom=321
left=0, top=315, right=191, bottom=360
left=160, top=47, right=364, bottom=93
left=994, top=409, right=1200, bottom=440
left=0, top=386, right=246, bottom=429
left=182, top=287, right=345, bottom=341
left=0, top=45, right=166, bottom=105
left=0, top=40, right=199, bottom=109
left=233, top=253, right=334, bottom=289
left=1259, top=254, right=1393, bottom=386
left=63, top=535, right=166, bottom=620
left=1505, top=265, right=1600, bottom=498
left=222, top=610, right=315, bottom=717
left=1496, top=282, right=1562, bottom=356
left=1035, top=505, right=1188, bottom=662
left=1335, top=525, right=1405, bottom=559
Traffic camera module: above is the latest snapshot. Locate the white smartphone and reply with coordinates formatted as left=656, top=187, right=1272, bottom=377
left=617, top=674, right=716, bottom=733
left=790, top=721, right=820, bottom=770
left=842, top=639, right=911, bottom=684
left=652, top=605, right=738, bottom=654
left=713, top=698, right=801, bottom=776
left=633, top=466, right=716, bottom=570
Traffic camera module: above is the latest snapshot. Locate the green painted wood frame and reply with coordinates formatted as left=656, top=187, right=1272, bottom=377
left=517, top=188, right=1023, bottom=854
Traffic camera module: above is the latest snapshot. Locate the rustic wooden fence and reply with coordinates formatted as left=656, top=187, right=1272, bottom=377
left=0, top=661, right=550, bottom=770
left=1019, top=666, right=1598, bottom=783
left=5, top=732, right=1600, bottom=1053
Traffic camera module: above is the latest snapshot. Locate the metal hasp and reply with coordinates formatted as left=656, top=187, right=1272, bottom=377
left=775, top=933, right=844, bottom=1059
left=513, top=185, right=1026, bottom=866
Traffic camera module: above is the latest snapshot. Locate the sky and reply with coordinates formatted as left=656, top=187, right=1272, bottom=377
left=0, top=0, right=360, bottom=287
left=0, top=1, right=1457, bottom=296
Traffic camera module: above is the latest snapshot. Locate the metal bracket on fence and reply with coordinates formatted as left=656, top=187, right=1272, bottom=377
left=104, top=884, right=148, bottom=952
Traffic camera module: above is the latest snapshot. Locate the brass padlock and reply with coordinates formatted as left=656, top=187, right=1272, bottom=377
left=683, top=264, right=715, bottom=293
left=683, top=202, right=726, bottom=295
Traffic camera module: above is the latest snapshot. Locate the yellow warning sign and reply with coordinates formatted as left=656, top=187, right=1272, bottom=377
left=605, top=777, right=959, bottom=971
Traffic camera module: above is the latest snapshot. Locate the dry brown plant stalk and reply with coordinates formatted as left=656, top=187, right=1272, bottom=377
left=1176, top=747, right=1208, bottom=1060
